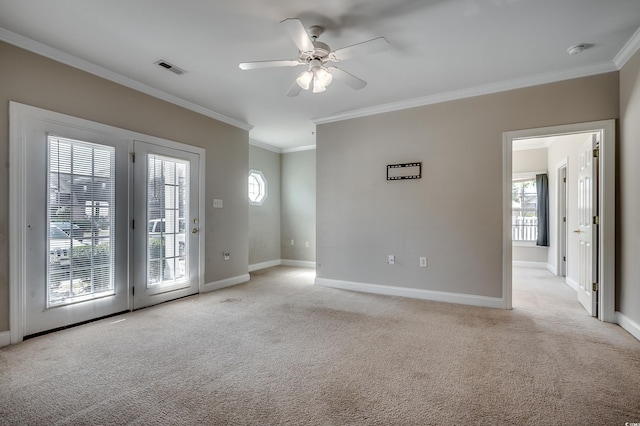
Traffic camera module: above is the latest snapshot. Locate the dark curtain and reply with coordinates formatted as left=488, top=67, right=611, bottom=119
left=536, top=173, right=549, bottom=246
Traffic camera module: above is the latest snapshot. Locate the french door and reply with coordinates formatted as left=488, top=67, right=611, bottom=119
left=22, top=129, right=130, bottom=336
left=12, top=103, right=203, bottom=340
left=132, top=141, right=200, bottom=309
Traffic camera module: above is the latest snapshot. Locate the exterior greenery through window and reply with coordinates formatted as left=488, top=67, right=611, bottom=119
left=248, top=170, right=267, bottom=205
left=512, top=178, right=538, bottom=241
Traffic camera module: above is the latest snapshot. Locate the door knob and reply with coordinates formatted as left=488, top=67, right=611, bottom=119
left=573, top=229, right=582, bottom=234
left=192, top=228, right=199, bottom=234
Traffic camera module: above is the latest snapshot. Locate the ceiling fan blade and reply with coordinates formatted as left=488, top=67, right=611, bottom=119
left=328, top=67, right=367, bottom=90
left=330, top=37, right=389, bottom=62
left=286, top=81, right=303, bottom=97
left=280, top=18, right=315, bottom=53
left=239, top=60, right=304, bottom=70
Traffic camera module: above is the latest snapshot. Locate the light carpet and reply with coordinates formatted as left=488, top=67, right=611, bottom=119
left=1, top=266, right=639, bottom=425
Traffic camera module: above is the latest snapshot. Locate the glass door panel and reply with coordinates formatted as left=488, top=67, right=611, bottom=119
left=133, top=141, right=200, bottom=309
left=47, top=136, right=116, bottom=307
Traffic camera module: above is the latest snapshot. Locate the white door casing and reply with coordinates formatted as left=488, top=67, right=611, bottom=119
left=502, top=120, right=615, bottom=323
left=557, top=164, right=567, bottom=278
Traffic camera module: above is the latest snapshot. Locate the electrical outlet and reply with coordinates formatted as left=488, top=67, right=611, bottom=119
left=291, top=239, right=294, bottom=246
left=213, top=199, right=223, bottom=208
left=305, top=241, right=309, bottom=248
left=223, top=251, right=230, bottom=261
left=420, top=257, right=427, bottom=267
left=388, top=255, right=395, bottom=265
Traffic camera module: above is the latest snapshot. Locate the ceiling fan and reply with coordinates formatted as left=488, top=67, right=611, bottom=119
left=239, top=18, right=389, bottom=96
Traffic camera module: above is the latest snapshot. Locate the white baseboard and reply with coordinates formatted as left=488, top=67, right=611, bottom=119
left=513, top=261, right=548, bottom=268
left=281, top=259, right=316, bottom=268
left=546, top=263, right=557, bottom=275
left=201, top=273, right=250, bottom=293
left=565, top=276, right=579, bottom=292
left=315, top=278, right=505, bottom=309
left=0, top=331, right=10, bottom=347
left=616, top=312, right=640, bottom=342
left=248, top=260, right=281, bottom=272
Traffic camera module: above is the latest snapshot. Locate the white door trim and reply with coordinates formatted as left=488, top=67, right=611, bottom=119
left=502, top=120, right=615, bottom=322
left=556, top=160, right=568, bottom=278
left=9, top=102, right=205, bottom=344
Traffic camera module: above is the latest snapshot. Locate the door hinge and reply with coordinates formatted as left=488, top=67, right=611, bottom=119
left=593, top=148, right=599, bottom=158
left=592, top=282, right=599, bottom=292
left=132, top=219, right=135, bottom=230
left=593, top=216, right=599, bottom=225
left=563, top=216, right=566, bottom=223
left=131, top=152, right=136, bottom=162
left=563, top=256, right=566, bottom=262
left=132, top=286, right=135, bottom=296
left=563, top=177, right=566, bottom=183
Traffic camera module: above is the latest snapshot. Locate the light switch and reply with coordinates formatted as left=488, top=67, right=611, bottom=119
left=213, top=199, right=223, bottom=208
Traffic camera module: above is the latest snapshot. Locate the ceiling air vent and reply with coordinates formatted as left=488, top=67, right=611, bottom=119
left=154, top=60, right=187, bottom=75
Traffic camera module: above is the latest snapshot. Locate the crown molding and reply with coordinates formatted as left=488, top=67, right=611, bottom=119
left=249, top=139, right=316, bottom=154
left=314, top=61, right=617, bottom=125
left=0, top=27, right=253, bottom=132
left=614, top=26, right=640, bottom=69
left=249, top=139, right=282, bottom=153
left=281, top=145, right=316, bottom=153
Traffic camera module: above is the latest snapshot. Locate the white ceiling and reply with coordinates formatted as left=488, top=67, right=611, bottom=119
left=1, top=0, right=639, bottom=150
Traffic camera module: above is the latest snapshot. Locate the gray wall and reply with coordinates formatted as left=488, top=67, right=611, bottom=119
left=249, top=145, right=281, bottom=266
left=0, top=41, right=249, bottom=332
left=281, top=150, right=316, bottom=262
left=619, top=47, right=640, bottom=324
left=316, top=73, right=619, bottom=299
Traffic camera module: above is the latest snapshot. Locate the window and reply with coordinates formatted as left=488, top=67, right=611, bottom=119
left=512, top=178, right=538, bottom=241
left=48, top=136, right=115, bottom=306
left=248, top=170, right=267, bottom=205
left=147, top=154, right=189, bottom=285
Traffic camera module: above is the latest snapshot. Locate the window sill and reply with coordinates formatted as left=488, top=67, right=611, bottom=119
left=512, top=241, right=538, bottom=247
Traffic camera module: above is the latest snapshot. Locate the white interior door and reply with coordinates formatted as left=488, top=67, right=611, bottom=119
left=23, top=129, right=130, bottom=336
left=576, top=134, right=598, bottom=316
left=132, top=141, right=201, bottom=309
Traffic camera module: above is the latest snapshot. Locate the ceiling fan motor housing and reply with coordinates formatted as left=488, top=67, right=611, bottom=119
left=299, top=41, right=331, bottom=63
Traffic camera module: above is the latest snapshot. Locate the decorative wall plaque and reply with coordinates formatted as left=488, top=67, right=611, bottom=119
left=387, top=162, right=422, bottom=180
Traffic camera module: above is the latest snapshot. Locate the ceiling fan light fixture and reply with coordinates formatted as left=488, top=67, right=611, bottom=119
left=312, top=81, right=327, bottom=93
left=296, top=70, right=313, bottom=90
left=314, top=67, right=333, bottom=87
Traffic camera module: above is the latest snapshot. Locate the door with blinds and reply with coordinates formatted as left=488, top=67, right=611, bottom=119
left=23, top=132, right=130, bottom=337
left=13, top=103, right=203, bottom=340
left=132, top=141, right=201, bottom=309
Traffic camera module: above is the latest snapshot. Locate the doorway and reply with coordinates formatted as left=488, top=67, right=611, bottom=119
left=503, top=120, right=615, bottom=323
left=9, top=103, right=205, bottom=342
